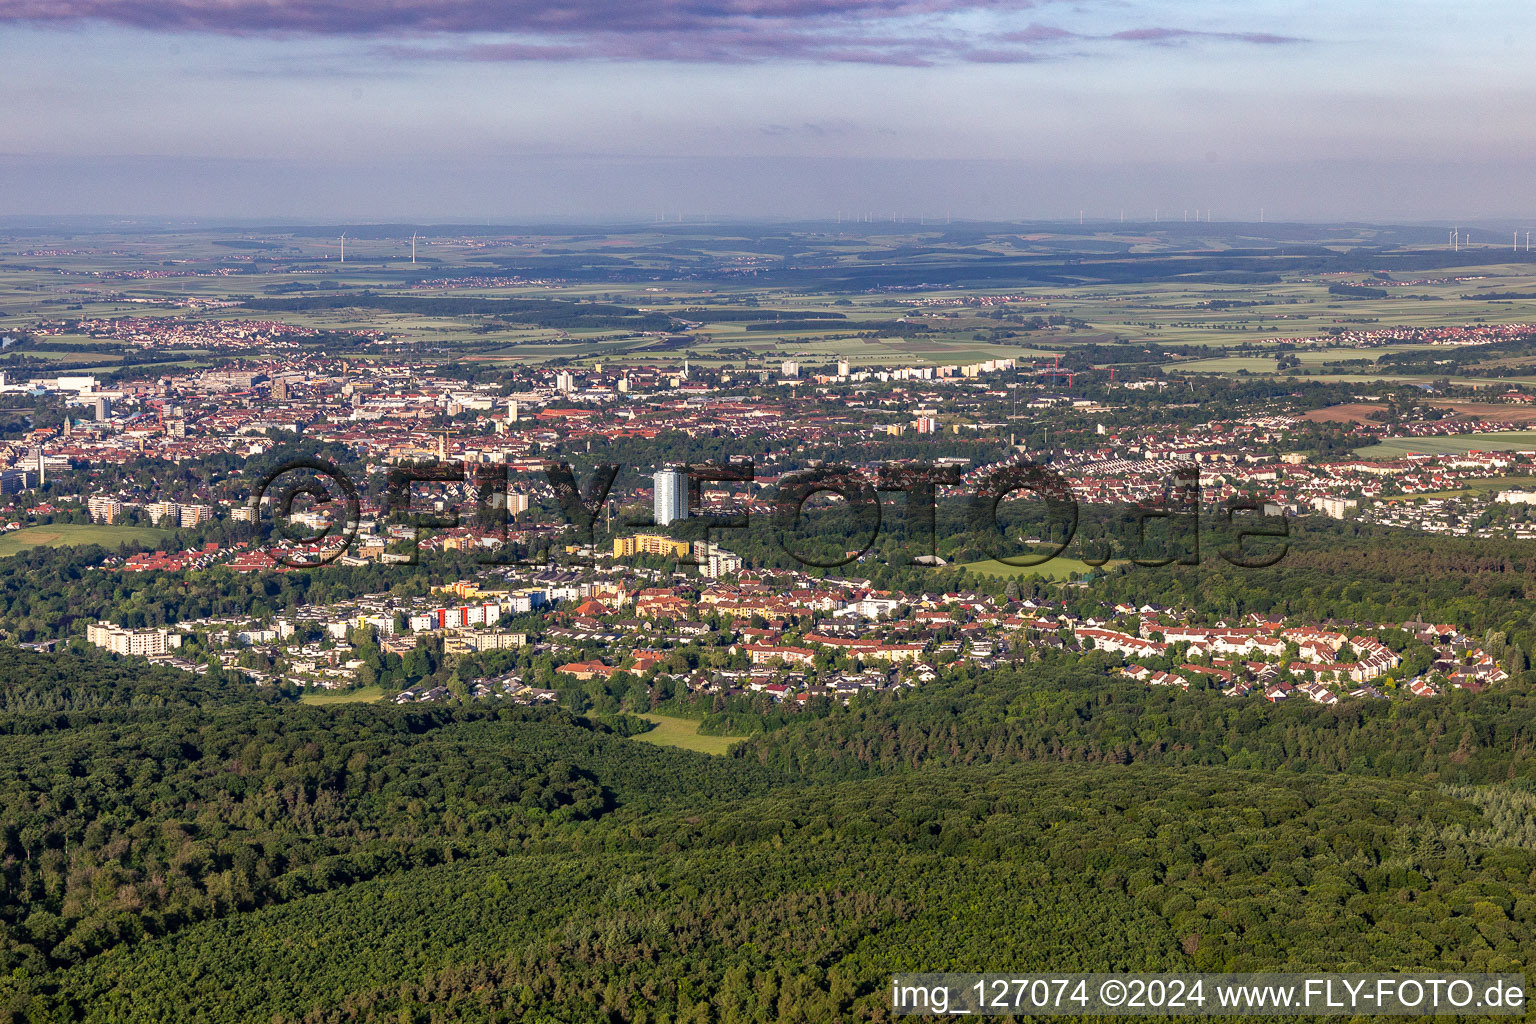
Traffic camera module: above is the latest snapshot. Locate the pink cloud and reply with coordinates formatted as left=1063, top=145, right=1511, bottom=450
left=0, top=0, right=1306, bottom=63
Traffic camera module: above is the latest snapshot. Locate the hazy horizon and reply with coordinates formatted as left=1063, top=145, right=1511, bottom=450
left=7, top=155, right=1536, bottom=226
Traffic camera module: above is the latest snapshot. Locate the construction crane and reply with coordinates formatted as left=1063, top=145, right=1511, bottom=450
left=1037, top=364, right=1079, bottom=386
left=433, top=425, right=459, bottom=461
left=142, top=398, right=167, bottom=433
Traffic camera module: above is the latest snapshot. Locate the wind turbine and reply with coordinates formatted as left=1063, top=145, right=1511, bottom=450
left=411, top=232, right=417, bottom=264
left=340, top=232, right=346, bottom=264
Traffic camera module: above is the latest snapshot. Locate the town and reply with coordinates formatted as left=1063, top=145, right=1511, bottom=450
left=10, top=0, right=1536, bottom=1015
left=0, top=332, right=1524, bottom=714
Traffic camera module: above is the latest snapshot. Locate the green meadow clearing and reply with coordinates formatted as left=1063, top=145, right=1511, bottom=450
left=631, top=713, right=741, bottom=755
left=960, top=556, right=1125, bottom=580
left=0, top=524, right=171, bottom=557
left=299, top=685, right=385, bottom=706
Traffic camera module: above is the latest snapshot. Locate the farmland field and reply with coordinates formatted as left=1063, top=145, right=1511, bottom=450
left=1428, top=402, right=1536, bottom=424
left=1378, top=476, right=1536, bottom=500
left=1304, top=403, right=1389, bottom=424
left=1354, top=431, right=1536, bottom=458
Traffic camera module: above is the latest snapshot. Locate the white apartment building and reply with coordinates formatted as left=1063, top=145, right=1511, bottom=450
left=654, top=467, right=688, bottom=526
left=86, top=621, right=183, bottom=657
left=179, top=504, right=212, bottom=528
left=87, top=496, right=123, bottom=524
left=698, top=546, right=742, bottom=579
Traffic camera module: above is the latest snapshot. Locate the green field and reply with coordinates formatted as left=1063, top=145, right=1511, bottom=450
left=960, top=556, right=1125, bottom=580
left=1169, top=355, right=1291, bottom=373
left=0, top=523, right=172, bottom=557
left=1378, top=475, right=1536, bottom=501
left=299, top=685, right=384, bottom=706
left=631, top=713, right=741, bottom=755
left=1169, top=344, right=1440, bottom=371
left=1354, top=432, right=1536, bottom=458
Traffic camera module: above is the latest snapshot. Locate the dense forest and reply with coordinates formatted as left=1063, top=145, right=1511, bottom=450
left=2, top=494, right=1535, bottom=1022
left=0, top=631, right=1535, bottom=1021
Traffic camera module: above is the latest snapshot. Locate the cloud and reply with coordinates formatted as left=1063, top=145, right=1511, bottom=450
left=0, top=0, right=1307, bottom=63
left=998, top=23, right=1078, bottom=44
left=758, top=119, right=893, bottom=137
left=0, top=0, right=1025, bottom=36
left=1107, top=27, right=1302, bottom=46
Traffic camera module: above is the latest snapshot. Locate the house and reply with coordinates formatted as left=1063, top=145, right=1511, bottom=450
left=1076, top=627, right=1168, bottom=659
left=864, top=643, right=925, bottom=663
left=556, top=659, right=615, bottom=681
left=627, top=650, right=668, bottom=674
left=741, top=644, right=815, bottom=667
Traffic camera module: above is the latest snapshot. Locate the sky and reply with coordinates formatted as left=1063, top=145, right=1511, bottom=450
left=1, top=0, right=1535, bottom=222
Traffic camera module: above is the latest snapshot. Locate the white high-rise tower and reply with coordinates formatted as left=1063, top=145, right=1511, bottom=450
left=653, top=467, right=688, bottom=526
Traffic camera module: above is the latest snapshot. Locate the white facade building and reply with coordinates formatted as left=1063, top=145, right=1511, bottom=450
left=86, top=621, right=182, bottom=657
left=654, top=467, right=689, bottom=526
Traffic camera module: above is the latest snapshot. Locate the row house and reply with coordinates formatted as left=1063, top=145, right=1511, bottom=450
left=740, top=644, right=815, bottom=667
left=1077, top=627, right=1168, bottom=659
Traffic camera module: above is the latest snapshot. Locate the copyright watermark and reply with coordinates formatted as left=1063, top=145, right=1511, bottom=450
left=248, top=456, right=360, bottom=567
left=891, top=974, right=1527, bottom=1016
left=247, top=455, right=1290, bottom=571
